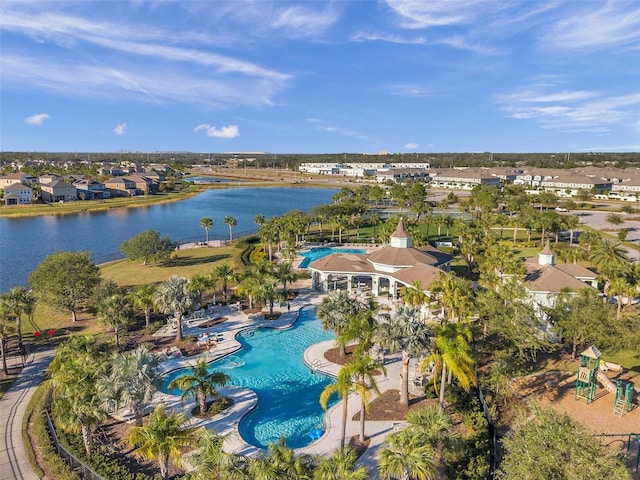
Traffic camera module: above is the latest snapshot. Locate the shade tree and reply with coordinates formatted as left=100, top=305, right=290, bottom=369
left=119, top=230, right=174, bottom=265
left=29, top=251, right=101, bottom=322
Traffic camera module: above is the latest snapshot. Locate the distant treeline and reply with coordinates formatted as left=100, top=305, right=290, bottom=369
left=1, top=151, right=639, bottom=171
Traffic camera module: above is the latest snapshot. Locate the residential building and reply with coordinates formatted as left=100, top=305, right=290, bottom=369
left=0, top=172, right=37, bottom=188
left=3, top=183, right=32, bottom=205
left=104, top=177, right=139, bottom=196
left=73, top=179, right=111, bottom=200
left=40, top=180, right=77, bottom=202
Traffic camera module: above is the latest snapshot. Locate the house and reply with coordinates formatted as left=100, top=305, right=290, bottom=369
left=3, top=183, right=32, bottom=205
left=308, top=219, right=453, bottom=300
left=73, top=180, right=111, bottom=200
left=522, top=241, right=597, bottom=309
left=0, top=172, right=37, bottom=188
left=38, top=173, right=62, bottom=185
left=40, top=180, right=77, bottom=202
left=104, top=177, right=139, bottom=196
left=428, top=168, right=502, bottom=190
left=124, top=174, right=159, bottom=194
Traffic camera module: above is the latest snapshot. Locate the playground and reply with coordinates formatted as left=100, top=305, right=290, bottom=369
left=513, top=346, right=640, bottom=474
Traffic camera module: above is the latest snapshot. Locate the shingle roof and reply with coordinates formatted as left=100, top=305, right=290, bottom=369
left=390, top=263, right=444, bottom=289
left=308, top=253, right=374, bottom=273
left=367, top=245, right=438, bottom=267
left=523, top=258, right=594, bottom=292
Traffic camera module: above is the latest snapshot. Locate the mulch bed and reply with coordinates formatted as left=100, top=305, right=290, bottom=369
left=355, top=389, right=439, bottom=421
left=196, top=317, right=228, bottom=329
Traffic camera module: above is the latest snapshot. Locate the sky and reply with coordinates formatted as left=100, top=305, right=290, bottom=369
left=1, top=1, right=639, bottom=154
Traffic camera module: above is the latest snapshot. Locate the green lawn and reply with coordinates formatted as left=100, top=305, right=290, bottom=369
left=100, top=245, right=239, bottom=287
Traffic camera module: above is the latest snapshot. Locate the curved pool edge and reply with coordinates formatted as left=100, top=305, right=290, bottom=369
left=158, top=303, right=338, bottom=453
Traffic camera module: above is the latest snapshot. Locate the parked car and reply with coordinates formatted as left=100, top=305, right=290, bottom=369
left=555, top=207, right=568, bottom=212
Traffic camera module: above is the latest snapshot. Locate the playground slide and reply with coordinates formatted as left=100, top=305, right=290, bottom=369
left=596, top=371, right=617, bottom=394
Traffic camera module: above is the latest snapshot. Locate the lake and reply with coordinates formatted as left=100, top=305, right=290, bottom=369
left=0, top=187, right=336, bottom=292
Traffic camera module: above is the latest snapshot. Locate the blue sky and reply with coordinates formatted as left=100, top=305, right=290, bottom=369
left=1, top=1, right=639, bottom=154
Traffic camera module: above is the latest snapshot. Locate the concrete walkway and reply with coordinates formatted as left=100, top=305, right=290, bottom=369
left=0, top=347, right=55, bottom=480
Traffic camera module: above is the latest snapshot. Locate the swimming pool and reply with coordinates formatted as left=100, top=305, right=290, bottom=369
left=298, top=247, right=366, bottom=268
left=161, top=308, right=336, bottom=449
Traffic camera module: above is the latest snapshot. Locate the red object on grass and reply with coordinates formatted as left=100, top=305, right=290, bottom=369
left=48, top=329, right=55, bottom=337
left=34, top=331, right=41, bottom=337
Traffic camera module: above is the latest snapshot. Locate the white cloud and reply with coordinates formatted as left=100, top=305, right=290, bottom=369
left=113, top=123, right=127, bottom=135
left=404, top=143, right=419, bottom=150
left=25, top=113, right=49, bottom=125
left=496, top=82, right=640, bottom=132
left=269, top=5, right=339, bottom=37
left=384, top=0, right=481, bottom=28
left=194, top=124, right=239, bottom=139
left=383, top=84, right=431, bottom=97
left=541, top=2, right=640, bottom=52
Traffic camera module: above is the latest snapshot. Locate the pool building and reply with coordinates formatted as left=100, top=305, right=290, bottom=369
left=307, top=219, right=453, bottom=299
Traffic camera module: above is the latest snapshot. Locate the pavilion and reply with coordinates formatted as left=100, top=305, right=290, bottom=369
left=307, top=219, right=453, bottom=299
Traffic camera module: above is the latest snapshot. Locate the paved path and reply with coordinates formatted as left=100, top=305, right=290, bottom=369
left=0, top=347, right=55, bottom=480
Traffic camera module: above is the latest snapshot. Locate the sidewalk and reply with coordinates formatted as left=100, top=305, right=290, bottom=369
left=0, top=347, right=55, bottom=480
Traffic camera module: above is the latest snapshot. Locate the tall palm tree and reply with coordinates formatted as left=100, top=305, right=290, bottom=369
left=589, top=239, right=629, bottom=296
left=154, top=275, right=199, bottom=342
left=3, top=287, right=32, bottom=348
left=431, top=273, right=474, bottom=323
left=421, top=323, right=475, bottom=412
left=349, top=352, right=386, bottom=443
left=377, top=429, right=436, bottom=480
left=99, top=345, right=161, bottom=426
left=224, top=215, right=238, bottom=242
left=189, top=273, right=211, bottom=306
left=97, top=293, right=133, bottom=349
left=168, top=359, right=230, bottom=415
left=0, top=307, right=14, bottom=375
left=211, top=263, right=237, bottom=302
left=200, top=217, right=213, bottom=244
left=376, top=304, right=431, bottom=407
left=127, top=406, right=199, bottom=479
left=186, top=428, right=248, bottom=480
left=132, top=283, right=156, bottom=328
left=313, top=446, right=369, bottom=480
left=320, top=365, right=362, bottom=449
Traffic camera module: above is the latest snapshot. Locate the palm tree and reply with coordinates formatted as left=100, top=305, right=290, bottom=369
left=256, top=281, right=283, bottom=317
left=200, top=217, right=213, bottom=244
left=317, top=290, right=361, bottom=356
left=313, top=447, right=369, bottom=480
left=589, top=239, right=629, bottom=297
left=320, top=365, right=361, bottom=449
left=399, top=280, right=428, bottom=309
left=190, top=273, right=211, bottom=306
left=186, top=428, right=247, bottom=480
left=376, top=304, right=431, bottom=407
left=127, top=405, right=199, bottom=479
left=3, top=287, right=32, bottom=348
left=377, top=429, right=436, bottom=480
left=132, top=284, right=156, bottom=328
left=48, top=336, right=109, bottom=456
left=224, top=215, right=238, bottom=242
left=249, top=440, right=316, bottom=480
left=421, top=323, right=475, bottom=412
left=99, top=345, right=161, bottom=426
left=431, top=273, right=474, bottom=322
left=154, top=275, right=199, bottom=342
left=0, top=308, right=14, bottom=375
left=168, top=359, right=230, bottom=415
left=349, top=352, right=386, bottom=443
left=211, top=263, right=237, bottom=302
left=97, top=293, right=133, bottom=349
left=273, top=261, right=298, bottom=299
left=404, top=406, right=455, bottom=471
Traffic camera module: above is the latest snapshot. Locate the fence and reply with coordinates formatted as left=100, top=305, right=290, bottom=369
left=476, top=371, right=498, bottom=479
left=43, top=391, right=108, bottom=480
left=92, top=227, right=259, bottom=266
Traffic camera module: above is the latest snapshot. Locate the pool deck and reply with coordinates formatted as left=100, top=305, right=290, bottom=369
left=145, top=284, right=408, bottom=478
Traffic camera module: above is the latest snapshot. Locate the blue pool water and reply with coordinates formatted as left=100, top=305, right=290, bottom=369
left=299, top=247, right=366, bottom=268
left=161, top=308, right=335, bottom=449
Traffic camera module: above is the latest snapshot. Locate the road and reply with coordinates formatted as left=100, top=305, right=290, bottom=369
left=570, top=209, right=640, bottom=262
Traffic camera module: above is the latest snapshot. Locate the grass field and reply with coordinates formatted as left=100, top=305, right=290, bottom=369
left=100, top=244, right=240, bottom=287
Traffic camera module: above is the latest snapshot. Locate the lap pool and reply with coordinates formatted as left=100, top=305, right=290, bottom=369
left=161, top=307, right=336, bottom=449
left=299, top=247, right=366, bottom=268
